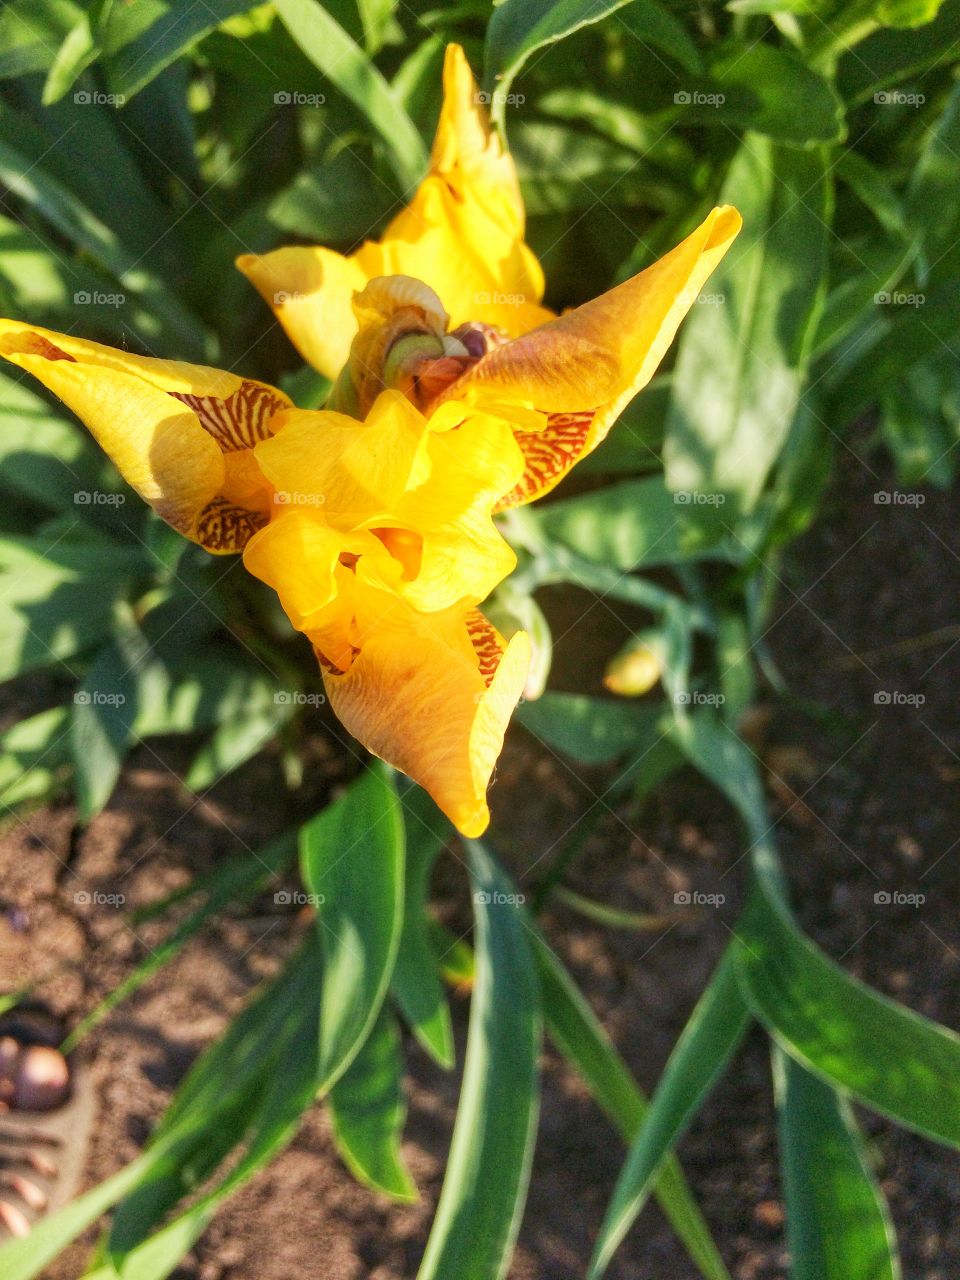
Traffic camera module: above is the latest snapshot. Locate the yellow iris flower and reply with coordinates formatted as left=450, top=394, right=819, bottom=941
left=0, top=44, right=739, bottom=837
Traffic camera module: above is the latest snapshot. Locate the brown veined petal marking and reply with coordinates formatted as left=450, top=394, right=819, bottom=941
left=466, top=608, right=510, bottom=687
left=195, top=496, right=269, bottom=553
left=169, top=381, right=288, bottom=452
left=496, top=410, right=596, bottom=510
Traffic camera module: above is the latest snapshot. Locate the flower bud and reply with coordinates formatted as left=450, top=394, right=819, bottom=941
left=603, top=630, right=666, bottom=697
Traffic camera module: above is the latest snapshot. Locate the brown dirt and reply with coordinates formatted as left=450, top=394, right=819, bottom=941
left=1, top=431, right=958, bottom=1279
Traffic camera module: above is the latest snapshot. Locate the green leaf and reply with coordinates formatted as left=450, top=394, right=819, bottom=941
left=906, top=80, right=960, bottom=278
left=0, top=135, right=211, bottom=358
left=517, top=692, right=664, bottom=766
left=268, top=145, right=394, bottom=242
left=417, top=842, right=541, bottom=1280
left=663, top=136, right=830, bottom=513
left=0, top=706, right=71, bottom=810
left=483, top=0, right=634, bottom=126
left=670, top=714, right=960, bottom=1152
left=837, top=0, right=960, bottom=105
left=534, top=936, right=733, bottom=1280
left=183, top=686, right=293, bottom=792
left=587, top=948, right=752, bottom=1278
left=736, top=864, right=960, bottom=1150
left=274, top=0, right=428, bottom=189
left=103, top=0, right=255, bottom=98
left=528, top=477, right=734, bottom=570
left=875, top=0, right=946, bottom=27
left=300, top=763, right=406, bottom=1091
left=704, top=43, right=845, bottom=146
left=0, top=537, right=143, bottom=681
left=774, top=1049, right=901, bottom=1280
left=827, top=281, right=960, bottom=424
left=615, top=0, right=703, bottom=74
left=71, top=640, right=136, bottom=819
left=391, top=787, right=455, bottom=1067
left=41, top=0, right=116, bottom=104
left=836, top=150, right=908, bottom=241
left=0, top=0, right=81, bottom=80
left=0, top=372, right=110, bottom=511
left=330, top=1006, right=417, bottom=1201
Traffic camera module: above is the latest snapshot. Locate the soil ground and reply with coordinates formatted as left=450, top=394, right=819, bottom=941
left=1, top=433, right=958, bottom=1279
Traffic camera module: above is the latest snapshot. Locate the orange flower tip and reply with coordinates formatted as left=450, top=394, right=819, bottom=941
left=451, top=803, right=491, bottom=840
left=707, top=204, right=743, bottom=246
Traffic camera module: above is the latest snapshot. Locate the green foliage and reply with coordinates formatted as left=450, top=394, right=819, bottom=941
left=0, top=1, right=956, bottom=1277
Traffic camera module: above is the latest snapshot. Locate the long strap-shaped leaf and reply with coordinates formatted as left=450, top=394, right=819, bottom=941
left=671, top=711, right=960, bottom=1149
left=301, top=761, right=406, bottom=1094
left=417, top=841, right=541, bottom=1280
left=586, top=947, right=752, bottom=1278
left=534, top=935, right=733, bottom=1280
left=274, top=0, right=427, bottom=191
left=774, top=1048, right=901, bottom=1280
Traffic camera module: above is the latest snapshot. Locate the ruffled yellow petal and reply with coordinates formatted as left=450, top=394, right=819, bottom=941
left=443, top=205, right=743, bottom=507
left=236, top=44, right=551, bottom=380
left=234, top=246, right=368, bottom=383
left=0, top=320, right=290, bottom=552
left=322, top=590, right=530, bottom=836
left=253, top=392, right=427, bottom=522
left=390, top=409, right=524, bottom=611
